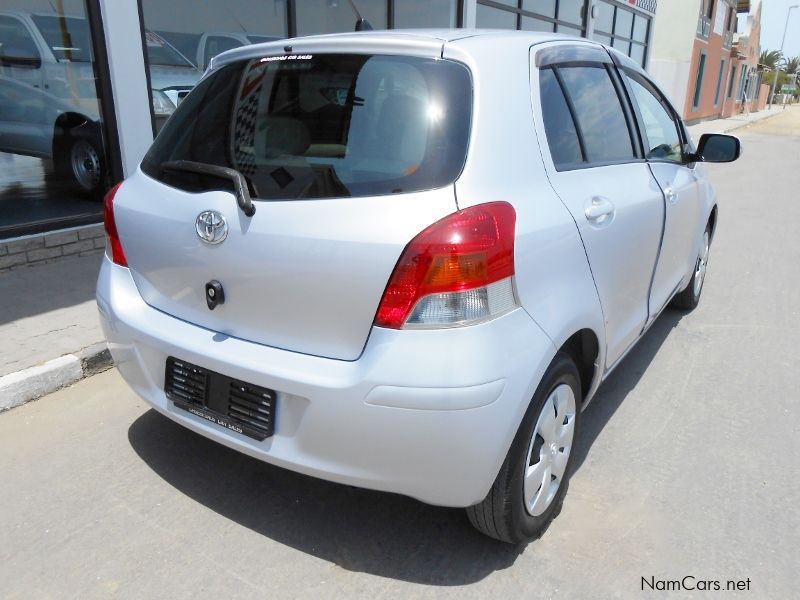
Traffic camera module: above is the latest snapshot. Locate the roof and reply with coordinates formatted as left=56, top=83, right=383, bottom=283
left=208, top=29, right=570, bottom=72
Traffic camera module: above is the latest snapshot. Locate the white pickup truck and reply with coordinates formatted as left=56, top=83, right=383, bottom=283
left=0, top=11, right=201, bottom=194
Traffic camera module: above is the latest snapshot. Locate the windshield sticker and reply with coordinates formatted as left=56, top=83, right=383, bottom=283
left=260, top=54, right=313, bottom=63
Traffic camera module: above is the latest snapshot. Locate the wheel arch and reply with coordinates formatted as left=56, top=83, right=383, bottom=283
left=556, top=328, right=600, bottom=404
left=708, top=204, right=718, bottom=241
left=52, top=112, right=100, bottom=155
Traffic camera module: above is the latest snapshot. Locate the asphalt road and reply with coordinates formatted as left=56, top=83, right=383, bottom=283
left=2, top=108, right=799, bottom=599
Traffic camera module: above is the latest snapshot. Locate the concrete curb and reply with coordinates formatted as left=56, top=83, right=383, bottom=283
left=0, top=344, right=113, bottom=411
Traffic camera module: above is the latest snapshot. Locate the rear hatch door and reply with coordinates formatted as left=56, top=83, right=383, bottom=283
left=115, top=49, right=472, bottom=361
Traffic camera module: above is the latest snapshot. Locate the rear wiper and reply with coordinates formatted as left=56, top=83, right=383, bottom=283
left=161, top=160, right=256, bottom=217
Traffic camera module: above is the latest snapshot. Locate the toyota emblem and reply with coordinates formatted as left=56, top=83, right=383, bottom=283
left=196, top=210, right=228, bottom=245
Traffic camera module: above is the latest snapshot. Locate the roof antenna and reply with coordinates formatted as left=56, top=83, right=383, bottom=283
left=346, top=0, right=373, bottom=31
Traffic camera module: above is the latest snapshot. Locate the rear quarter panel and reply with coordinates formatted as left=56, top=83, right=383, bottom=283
left=445, top=35, right=606, bottom=401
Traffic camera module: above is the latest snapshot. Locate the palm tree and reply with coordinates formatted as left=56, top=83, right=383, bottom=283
left=759, top=49, right=783, bottom=69
left=785, top=57, right=800, bottom=75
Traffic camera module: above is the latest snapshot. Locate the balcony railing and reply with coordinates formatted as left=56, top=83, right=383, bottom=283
left=723, top=30, right=733, bottom=49
left=697, top=15, right=711, bottom=40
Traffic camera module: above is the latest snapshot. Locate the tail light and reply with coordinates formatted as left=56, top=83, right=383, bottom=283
left=375, top=202, right=517, bottom=329
left=103, top=182, right=127, bottom=267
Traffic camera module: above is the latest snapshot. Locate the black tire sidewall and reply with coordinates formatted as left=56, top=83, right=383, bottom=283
left=69, top=136, right=104, bottom=197
left=691, top=227, right=711, bottom=304
left=507, top=353, right=582, bottom=540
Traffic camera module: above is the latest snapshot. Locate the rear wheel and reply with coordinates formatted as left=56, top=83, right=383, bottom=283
left=670, top=225, right=711, bottom=311
left=466, top=353, right=581, bottom=544
left=52, top=132, right=105, bottom=198
left=68, top=138, right=103, bottom=196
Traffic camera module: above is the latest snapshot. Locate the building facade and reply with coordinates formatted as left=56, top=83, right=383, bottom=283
left=0, top=0, right=660, bottom=257
left=649, top=0, right=764, bottom=124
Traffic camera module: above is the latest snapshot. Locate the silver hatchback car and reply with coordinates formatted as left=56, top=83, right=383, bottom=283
left=97, top=30, right=740, bottom=544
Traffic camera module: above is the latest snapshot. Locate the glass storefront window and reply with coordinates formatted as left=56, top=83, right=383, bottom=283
left=296, top=0, right=387, bottom=36
left=633, top=15, right=649, bottom=43
left=556, top=23, right=582, bottom=37
left=521, top=16, right=554, bottom=32
left=612, top=37, right=631, bottom=55
left=522, top=1, right=556, bottom=18
left=614, top=7, right=634, bottom=39
left=591, top=32, right=612, bottom=46
left=594, top=1, right=615, bottom=34
left=0, top=1, right=110, bottom=237
left=141, top=1, right=289, bottom=132
left=557, top=0, right=584, bottom=27
left=630, top=43, right=645, bottom=66
left=476, top=5, right=518, bottom=29
left=394, top=0, right=457, bottom=28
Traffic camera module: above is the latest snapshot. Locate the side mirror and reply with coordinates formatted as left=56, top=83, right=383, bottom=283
left=689, top=133, right=741, bottom=163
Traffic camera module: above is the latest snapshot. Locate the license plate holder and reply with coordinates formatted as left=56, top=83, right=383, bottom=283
left=164, top=357, right=275, bottom=441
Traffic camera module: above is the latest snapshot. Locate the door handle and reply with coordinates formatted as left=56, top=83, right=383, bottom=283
left=664, top=186, right=678, bottom=204
left=585, top=197, right=615, bottom=223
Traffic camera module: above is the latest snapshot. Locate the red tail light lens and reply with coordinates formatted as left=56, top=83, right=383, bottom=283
left=375, top=202, right=517, bottom=329
left=103, top=182, right=127, bottom=267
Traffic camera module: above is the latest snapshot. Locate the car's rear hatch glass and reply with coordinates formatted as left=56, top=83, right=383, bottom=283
left=141, top=52, right=471, bottom=200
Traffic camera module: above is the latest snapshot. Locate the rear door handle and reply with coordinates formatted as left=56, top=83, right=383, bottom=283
left=664, top=186, right=678, bottom=203
left=585, top=197, right=615, bottom=222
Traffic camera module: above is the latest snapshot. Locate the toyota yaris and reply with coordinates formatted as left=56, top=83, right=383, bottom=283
left=97, top=30, right=740, bottom=544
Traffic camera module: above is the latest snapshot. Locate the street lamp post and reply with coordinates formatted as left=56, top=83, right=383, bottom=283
left=769, top=4, right=799, bottom=109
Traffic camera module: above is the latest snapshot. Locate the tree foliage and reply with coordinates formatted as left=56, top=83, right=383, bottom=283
left=760, top=49, right=783, bottom=69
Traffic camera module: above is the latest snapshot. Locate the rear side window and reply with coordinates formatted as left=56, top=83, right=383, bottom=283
left=556, top=66, right=634, bottom=164
left=539, top=68, right=582, bottom=168
left=141, top=54, right=472, bottom=200
left=538, top=63, right=635, bottom=169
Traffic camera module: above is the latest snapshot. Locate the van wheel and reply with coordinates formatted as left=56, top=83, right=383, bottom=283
left=53, top=134, right=105, bottom=198
left=68, top=138, right=104, bottom=196
left=670, top=226, right=711, bottom=311
left=466, top=353, right=581, bottom=544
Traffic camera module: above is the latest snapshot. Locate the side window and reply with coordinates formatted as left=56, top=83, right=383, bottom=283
left=0, top=16, right=41, bottom=68
left=624, top=73, right=683, bottom=163
left=539, top=68, right=582, bottom=168
left=556, top=65, right=635, bottom=164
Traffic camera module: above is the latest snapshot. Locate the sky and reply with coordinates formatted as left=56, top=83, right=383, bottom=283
left=759, top=0, right=800, bottom=57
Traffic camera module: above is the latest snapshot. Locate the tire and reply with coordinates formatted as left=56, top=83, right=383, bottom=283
left=53, top=133, right=105, bottom=199
left=670, top=225, right=711, bottom=311
left=466, top=352, right=582, bottom=545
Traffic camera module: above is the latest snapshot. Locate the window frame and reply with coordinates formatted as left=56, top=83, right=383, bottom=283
left=534, top=43, right=645, bottom=173
left=0, top=15, right=43, bottom=68
left=692, top=50, right=707, bottom=112
left=714, top=58, right=726, bottom=107
left=727, top=62, right=738, bottom=99
left=477, top=0, right=586, bottom=35
left=618, top=68, right=688, bottom=166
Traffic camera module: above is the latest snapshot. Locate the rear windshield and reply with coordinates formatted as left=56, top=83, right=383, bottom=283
left=141, top=53, right=472, bottom=200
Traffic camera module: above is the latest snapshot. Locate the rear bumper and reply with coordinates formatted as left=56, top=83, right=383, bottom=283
left=97, top=258, right=557, bottom=507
